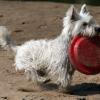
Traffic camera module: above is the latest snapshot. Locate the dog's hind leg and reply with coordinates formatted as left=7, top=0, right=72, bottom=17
left=25, top=67, right=49, bottom=85
left=25, top=67, right=38, bottom=84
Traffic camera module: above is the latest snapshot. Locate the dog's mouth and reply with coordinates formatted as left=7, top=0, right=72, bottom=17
left=96, top=31, right=100, bottom=36
left=78, top=31, right=100, bottom=37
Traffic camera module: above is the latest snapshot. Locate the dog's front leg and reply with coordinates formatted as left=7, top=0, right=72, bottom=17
left=58, top=63, right=75, bottom=93
left=57, top=68, right=71, bottom=92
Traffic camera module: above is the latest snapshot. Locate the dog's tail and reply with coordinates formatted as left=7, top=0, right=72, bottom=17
left=0, top=26, right=18, bottom=53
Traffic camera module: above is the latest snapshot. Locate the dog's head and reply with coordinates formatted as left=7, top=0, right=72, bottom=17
left=63, top=4, right=100, bottom=37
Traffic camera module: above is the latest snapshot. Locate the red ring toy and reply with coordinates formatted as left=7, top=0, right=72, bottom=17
left=68, top=35, right=100, bottom=75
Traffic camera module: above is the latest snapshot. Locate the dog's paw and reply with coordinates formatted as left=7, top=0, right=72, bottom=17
left=58, top=86, right=73, bottom=94
left=37, top=77, right=51, bottom=85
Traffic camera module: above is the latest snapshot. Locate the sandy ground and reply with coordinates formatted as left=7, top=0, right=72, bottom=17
left=0, top=1, right=100, bottom=100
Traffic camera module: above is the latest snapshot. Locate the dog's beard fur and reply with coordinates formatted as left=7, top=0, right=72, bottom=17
left=0, top=4, right=100, bottom=92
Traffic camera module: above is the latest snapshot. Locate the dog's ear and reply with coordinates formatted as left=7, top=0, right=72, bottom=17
left=80, top=4, right=89, bottom=15
left=66, top=5, right=79, bottom=20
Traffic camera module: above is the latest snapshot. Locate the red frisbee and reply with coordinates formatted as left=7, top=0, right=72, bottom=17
left=68, top=36, right=100, bottom=75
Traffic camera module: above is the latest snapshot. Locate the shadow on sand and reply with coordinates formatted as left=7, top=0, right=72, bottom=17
left=70, top=83, right=100, bottom=96
left=41, top=83, right=100, bottom=96
left=5, top=0, right=100, bottom=6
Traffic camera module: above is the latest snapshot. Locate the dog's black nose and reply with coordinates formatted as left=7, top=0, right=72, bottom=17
left=95, top=27, right=100, bottom=33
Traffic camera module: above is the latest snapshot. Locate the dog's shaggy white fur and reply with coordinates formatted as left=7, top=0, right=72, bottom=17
left=0, top=4, right=100, bottom=92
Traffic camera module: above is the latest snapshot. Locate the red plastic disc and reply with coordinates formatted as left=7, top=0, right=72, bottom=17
left=68, top=36, right=100, bottom=75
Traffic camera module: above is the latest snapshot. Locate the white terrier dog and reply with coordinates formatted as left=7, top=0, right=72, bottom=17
left=0, top=4, right=100, bottom=92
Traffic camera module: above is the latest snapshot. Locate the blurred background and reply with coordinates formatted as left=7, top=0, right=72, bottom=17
left=7, top=0, right=100, bottom=6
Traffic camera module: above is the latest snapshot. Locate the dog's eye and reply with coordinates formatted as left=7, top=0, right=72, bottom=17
left=83, top=22, right=88, bottom=26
